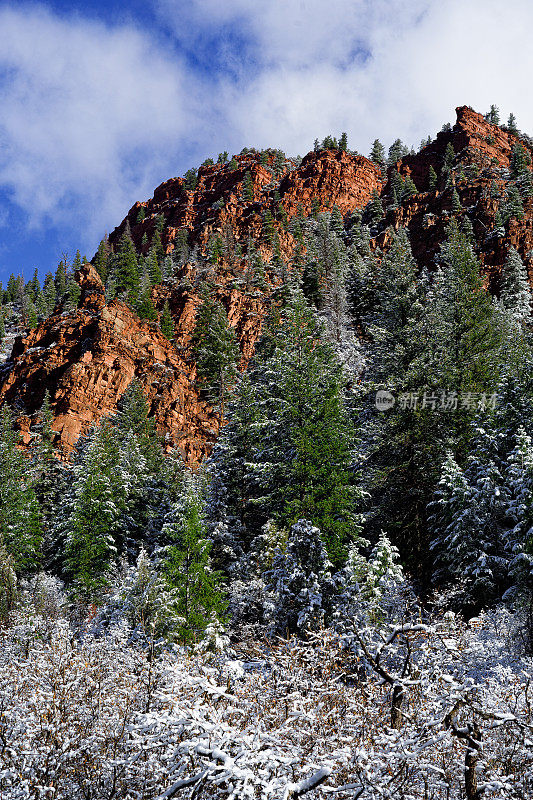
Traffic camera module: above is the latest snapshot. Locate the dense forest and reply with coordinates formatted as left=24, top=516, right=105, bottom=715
left=1, top=107, right=533, bottom=798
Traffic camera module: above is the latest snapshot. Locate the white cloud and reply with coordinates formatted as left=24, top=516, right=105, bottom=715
left=159, top=0, right=533, bottom=157
left=2, top=0, right=533, bottom=258
left=0, top=4, right=201, bottom=247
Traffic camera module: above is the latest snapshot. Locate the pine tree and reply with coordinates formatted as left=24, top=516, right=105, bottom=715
left=157, top=300, right=174, bottom=341
left=0, top=406, right=43, bottom=574
left=507, top=112, right=519, bottom=134
left=192, top=292, right=240, bottom=419
left=27, top=300, right=38, bottom=329
left=339, top=132, right=348, bottom=151
left=510, top=142, right=531, bottom=178
left=163, top=478, right=226, bottom=644
left=367, top=189, right=384, bottom=223
left=243, top=171, right=254, bottom=201
left=54, top=257, right=68, bottom=297
left=63, top=422, right=123, bottom=602
left=500, top=246, right=532, bottom=324
left=146, top=247, right=163, bottom=285
left=428, top=165, right=438, bottom=191
left=215, top=296, right=361, bottom=560
left=451, top=187, right=462, bottom=212
left=0, top=540, right=16, bottom=622
left=115, top=227, right=140, bottom=301
left=402, top=175, right=417, bottom=200
left=443, top=142, right=455, bottom=173
left=94, top=237, right=111, bottom=282
left=485, top=104, right=501, bottom=125
left=387, top=139, right=408, bottom=166
left=369, top=139, right=386, bottom=169
left=43, top=273, right=57, bottom=315
left=502, top=185, right=525, bottom=222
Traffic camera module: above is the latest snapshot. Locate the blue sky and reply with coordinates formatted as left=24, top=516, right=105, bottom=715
left=1, top=0, right=533, bottom=284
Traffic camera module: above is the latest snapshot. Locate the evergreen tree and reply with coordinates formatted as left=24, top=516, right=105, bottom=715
left=160, top=301, right=175, bottom=340
left=94, top=237, right=111, bottom=282
left=451, top=187, right=462, bottom=212
left=387, top=139, right=408, bottom=166
left=502, top=185, right=525, bottom=222
left=63, top=422, right=123, bottom=602
left=115, top=226, right=140, bottom=300
left=192, top=292, right=240, bottom=419
left=0, top=539, right=16, bottom=622
left=0, top=406, right=43, bottom=574
left=367, top=189, right=384, bottom=223
left=507, top=112, right=519, bottom=135
left=485, top=104, right=501, bottom=125
left=163, top=478, right=226, bottom=644
left=443, top=142, right=455, bottom=173
left=402, top=175, right=417, bottom=200
left=369, top=139, right=386, bottom=169
left=339, top=132, right=348, bottom=151
left=500, top=246, right=532, bottom=324
left=214, top=296, right=361, bottom=560
left=27, top=300, right=38, bottom=330
left=510, top=142, right=531, bottom=178
left=66, top=277, right=81, bottom=310
left=243, top=172, right=254, bottom=201
left=428, top=165, right=438, bottom=191
left=54, top=257, right=68, bottom=297
left=43, top=273, right=57, bottom=315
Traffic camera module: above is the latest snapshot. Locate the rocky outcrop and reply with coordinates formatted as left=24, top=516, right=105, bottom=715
left=112, top=148, right=382, bottom=262
left=3, top=105, right=533, bottom=460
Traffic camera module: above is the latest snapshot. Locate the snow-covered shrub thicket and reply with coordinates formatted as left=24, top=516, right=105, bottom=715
left=1, top=604, right=532, bottom=800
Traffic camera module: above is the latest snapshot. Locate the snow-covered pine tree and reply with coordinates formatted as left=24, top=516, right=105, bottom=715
left=0, top=405, right=43, bottom=574
left=499, top=246, right=532, bottom=325
left=162, top=476, right=227, bottom=644
left=63, top=421, right=124, bottom=602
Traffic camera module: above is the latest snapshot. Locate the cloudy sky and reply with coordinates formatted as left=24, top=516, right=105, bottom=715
left=0, top=0, right=532, bottom=282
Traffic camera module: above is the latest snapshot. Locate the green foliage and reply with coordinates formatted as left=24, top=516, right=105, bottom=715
left=369, top=139, right=386, bottom=169
left=243, top=172, right=254, bottom=201
left=367, top=189, right=384, bottom=223
left=451, top=187, right=462, bottom=212
left=339, top=132, right=348, bottom=151
left=43, top=273, right=57, bottom=315
left=54, top=258, right=68, bottom=297
left=136, top=206, right=146, bottom=223
left=510, top=142, right=531, bottom=178
left=163, top=479, right=226, bottom=644
left=63, top=422, right=123, bottom=602
left=160, top=301, right=175, bottom=340
left=183, top=168, right=198, bottom=190
left=0, top=540, right=17, bottom=622
left=217, top=151, right=229, bottom=163
left=387, top=139, right=409, bottom=167
left=115, top=228, right=140, bottom=300
left=443, top=142, right=455, bottom=172
left=192, top=291, right=240, bottom=418
left=0, top=406, right=43, bottom=574
left=507, top=112, right=519, bottom=134
left=402, top=175, right=417, bottom=200
left=485, top=104, right=501, bottom=125
left=214, top=296, right=361, bottom=560
left=428, top=165, right=438, bottom=191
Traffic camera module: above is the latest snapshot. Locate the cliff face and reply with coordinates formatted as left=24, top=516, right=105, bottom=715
left=2, top=105, right=533, bottom=459
left=378, top=105, right=533, bottom=286
left=0, top=149, right=381, bottom=459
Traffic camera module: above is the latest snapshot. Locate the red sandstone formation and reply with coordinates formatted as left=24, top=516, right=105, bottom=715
left=2, top=105, right=533, bottom=459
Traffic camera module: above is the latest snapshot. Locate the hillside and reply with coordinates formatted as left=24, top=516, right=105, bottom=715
left=3, top=105, right=530, bottom=460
